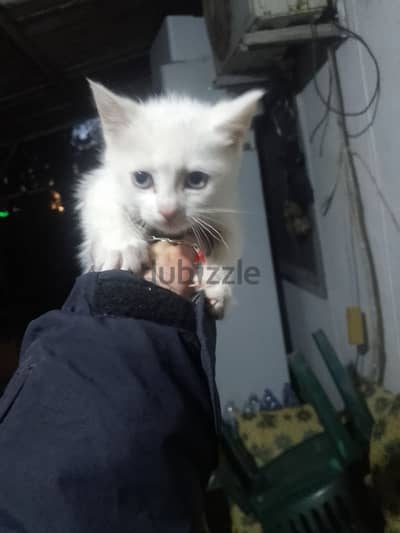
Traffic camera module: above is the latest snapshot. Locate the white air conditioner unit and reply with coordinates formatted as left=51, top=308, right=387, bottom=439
left=203, top=0, right=330, bottom=78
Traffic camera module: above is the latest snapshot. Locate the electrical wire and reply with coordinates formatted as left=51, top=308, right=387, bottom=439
left=327, top=47, right=386, bottom=384
left=321, top=142, right=364, bottom=372
left=320, top=141, right=345, bottom=216
left=318, top=92, right=331, bottom=155
left=351, top=150, right=400, bottom=235
left=311, top=22, right=381, bottom=139
left=309, top=66, right=333, bottom=145
left=311, top=23, right=381, bottom=117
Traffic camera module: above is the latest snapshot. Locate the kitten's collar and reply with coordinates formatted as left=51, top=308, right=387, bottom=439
left=148, top=236, right=206, bottom=265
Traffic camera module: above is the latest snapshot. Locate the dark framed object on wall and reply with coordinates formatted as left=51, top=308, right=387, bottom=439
left=255, top=92, right=327, bottom=299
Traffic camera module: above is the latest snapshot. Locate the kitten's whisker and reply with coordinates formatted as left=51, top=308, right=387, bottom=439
left=191, top=216, right=214, bottom=247
left=191, top=217, right=212, bottom=253
left=202, top=223, right=229, bottom=250
left=197, top=213, right=228, bottom=228
left=196, top=207, right=257, bottom=215
left=192, top=218, right=212, bottom=252
left=189, top=220, right=203, bottom=250
left=195, top=215, right=224, bottom=238
left=193, top=216, right=230, bottom=251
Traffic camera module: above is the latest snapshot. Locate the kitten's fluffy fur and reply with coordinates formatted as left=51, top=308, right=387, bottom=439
left=76, top=82, right=263, bottom=316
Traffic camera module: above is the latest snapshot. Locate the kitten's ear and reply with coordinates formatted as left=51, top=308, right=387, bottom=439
left=88, top=79, right=137, bottom=142
left=213, top=89, right=265, bottom=146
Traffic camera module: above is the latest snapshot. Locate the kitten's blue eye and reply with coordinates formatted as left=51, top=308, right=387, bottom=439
left=132, top=171, right=153, bottom=189
left=185, top=171, right=209, bottom=189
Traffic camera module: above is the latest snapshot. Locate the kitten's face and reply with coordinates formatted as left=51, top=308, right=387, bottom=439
left=90, top=84, right=264, bottom=237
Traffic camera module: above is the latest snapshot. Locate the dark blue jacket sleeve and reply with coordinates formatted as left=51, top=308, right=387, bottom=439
left=0, top=271, right=220, bottom=533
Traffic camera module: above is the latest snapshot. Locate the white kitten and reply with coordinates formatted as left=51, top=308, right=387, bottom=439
left=76, top=81, right=263, bottom=317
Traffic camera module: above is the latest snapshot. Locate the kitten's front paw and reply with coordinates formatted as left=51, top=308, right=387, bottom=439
left=93, top=239, right=149, bottom=273
left=203, top=283, right=231, bottom=319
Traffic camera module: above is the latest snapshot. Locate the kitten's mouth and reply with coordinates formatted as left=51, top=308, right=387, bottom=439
left=137, top=213, right=222, bottom=256
left=148, top=228, right=187, bottom=240
left=145, top=224, right=216, bottom=256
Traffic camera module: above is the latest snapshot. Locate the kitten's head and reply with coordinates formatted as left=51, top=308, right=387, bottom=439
left=89, top=81, right=264, bottom=237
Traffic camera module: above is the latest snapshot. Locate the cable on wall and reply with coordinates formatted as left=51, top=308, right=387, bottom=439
left=309, top=65, right=333, bottom=154
left=327, top=44, right=386, bottom=383
left=310, top=22, right=381, bottom=144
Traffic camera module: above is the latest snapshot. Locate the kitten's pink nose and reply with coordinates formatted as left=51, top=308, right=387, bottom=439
left=159, top=207, right=178, bottom=222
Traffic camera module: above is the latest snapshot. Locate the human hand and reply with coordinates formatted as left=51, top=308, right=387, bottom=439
left=143, top=241, right=197, bottom=299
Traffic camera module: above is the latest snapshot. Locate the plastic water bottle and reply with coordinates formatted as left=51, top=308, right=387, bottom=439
left=242, top=394, right=261, bottom=419
left=260, top=388, right=282, bottom=411
left=223, top=401, right=240, bottom=433
left=249, top=394, right=261, bottom=413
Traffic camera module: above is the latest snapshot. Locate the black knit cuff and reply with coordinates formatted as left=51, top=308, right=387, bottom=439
left=92, top=271, right=197, bottom=333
